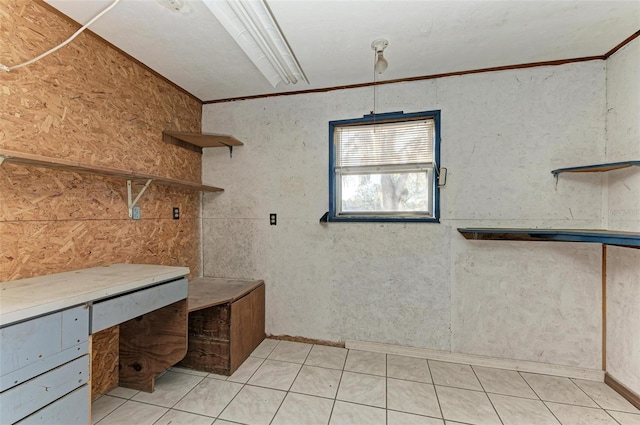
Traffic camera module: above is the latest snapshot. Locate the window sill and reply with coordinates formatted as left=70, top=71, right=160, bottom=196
left=320, top=212, right=439, bottom=223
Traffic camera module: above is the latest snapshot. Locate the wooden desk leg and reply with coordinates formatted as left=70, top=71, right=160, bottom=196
left=119, top=299, right=188, bottom=392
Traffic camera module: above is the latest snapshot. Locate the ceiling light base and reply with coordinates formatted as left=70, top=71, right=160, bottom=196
left=154, top=0, right=184, bottom=12
left=371, top=39, right=389, bottom=52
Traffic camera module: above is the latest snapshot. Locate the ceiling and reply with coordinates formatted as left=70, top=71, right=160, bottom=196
left=44, top=0, right=640, bottom=102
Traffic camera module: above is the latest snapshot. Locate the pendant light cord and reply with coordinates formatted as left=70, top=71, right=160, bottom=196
left=1, top=0, right=122, bottom=72
left=372, top=49, right=378, bottom=116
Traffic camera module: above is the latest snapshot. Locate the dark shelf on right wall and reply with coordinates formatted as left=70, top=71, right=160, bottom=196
left=457, top=228, right=640, bottom=249
left=551, top=160, right=640, bottom=175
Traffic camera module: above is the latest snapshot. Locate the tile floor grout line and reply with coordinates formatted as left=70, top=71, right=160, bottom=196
left=606, top=409, right=627, bottom=425
left=332, top=398, right=394, bottom=412
left=215, top=382, right=247, bottom=424
left=540, top=399, right=586, bottom=425
left=334, top=368, right=387, bottom=378
left=569, top=377, right=611, bottom=411
left=470, top=364, right=505, bottom=425
left=168, top=404, right=217, bottom=419
left=469, top=364, right=487, bottom=392
left=93, top=404, right=110, bottom=425
left=326, top=398, right=337, bottom=425
left=426, top=359, right=446, bottom=422
left=217, top=355, right=269, bottom=423
left=98, top=393, right=128, bottom=402
left=327, top=350, right=347, bottom=425
left=150, top=408, right=172, bottom=425
left=339, top=346, right=348, bottom=370
left=168, top=374, right=206, bottom=410
left=286, top=386, right=340, bottom=401
left=91, top=395, right=127, bottom=425
left=386, top=407, right=447, bottom=419
left=541, top=398, right=635, bottom=411
left=384, top=352, right=388, bottom=414
left=262, top=338, right=280, bottom=359
left=482, top=389, right=552, bottom=402
left=606, top=407, right=640, bottom=415
left=95, top=399, right=170, bottom=425
left=146, top=371, right=206, bottom=425
left=266, top=387, right=289, bottom=425
left=518, top=370, right=545, bottom=401
left=100, top=397, right=175, bottom=411
left=385, top=352, right=388, bottom=424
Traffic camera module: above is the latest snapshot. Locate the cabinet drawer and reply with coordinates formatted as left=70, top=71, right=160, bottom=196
left=0, top=342, right=88, bottom=392
left=91, top=278, right=188, bottom=333
left=16, top=385, right=89, bottom=425
left=0, top=305, right=89, bottom=379
left=0, top=355, right=89, bottom=424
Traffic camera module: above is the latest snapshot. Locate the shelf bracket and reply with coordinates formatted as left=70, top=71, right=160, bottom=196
left=220, top=143, right=233, bottom=158
left=127, top=179, right=153, bottom=218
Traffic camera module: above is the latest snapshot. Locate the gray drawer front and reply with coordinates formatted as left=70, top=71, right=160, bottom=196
left=91, top=278, right=187, bottom=333
left=0, top=355, right=89, bottom=424
left=61, top=305, right=90, bottom=349
left=0, top=305, right=89, bottom=378
left=0, top=342, right=88, bottom=392
left=16, top=385, right=89, bottom=425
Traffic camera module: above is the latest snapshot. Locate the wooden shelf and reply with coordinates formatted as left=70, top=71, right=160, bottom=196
left=0, top=148, right=222, bottom=218
left=551, top=160, right=640, bottom=175
left=163, top=131, right=244, bottom=154
left=458, top=228, right=640, bottom=248
left=0, top=148, right=223, bottom=193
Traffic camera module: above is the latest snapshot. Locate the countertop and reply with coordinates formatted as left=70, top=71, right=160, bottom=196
left=0, top=264, right=189, bottom=326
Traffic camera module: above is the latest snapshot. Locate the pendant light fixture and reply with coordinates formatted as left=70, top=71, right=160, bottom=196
left=370, top=38, right=389, bottom=114
left=371, top=39, right=389, bottom=74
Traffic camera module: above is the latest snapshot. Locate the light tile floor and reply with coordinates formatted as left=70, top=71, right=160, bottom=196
left=92, top=339, right=640, bottom=425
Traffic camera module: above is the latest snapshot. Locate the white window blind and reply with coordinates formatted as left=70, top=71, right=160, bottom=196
left=335, top=119, right=434, bottom=167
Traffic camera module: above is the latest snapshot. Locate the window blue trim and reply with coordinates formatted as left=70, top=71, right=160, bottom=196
left=328, top=110, right=441, bottom=223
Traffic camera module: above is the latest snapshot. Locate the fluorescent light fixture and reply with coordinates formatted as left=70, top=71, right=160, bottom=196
left=203, top=0, right=308, bottom=87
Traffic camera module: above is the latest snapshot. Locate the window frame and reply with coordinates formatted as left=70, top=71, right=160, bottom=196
left=328, top=110, right=441, bottom=223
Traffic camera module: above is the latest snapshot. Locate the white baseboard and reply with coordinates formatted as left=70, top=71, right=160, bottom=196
left=345, top=339, right=604, bottom=382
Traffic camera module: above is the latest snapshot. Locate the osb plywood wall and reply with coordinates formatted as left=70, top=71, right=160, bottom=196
left=0, top=0, right=203, bottom=281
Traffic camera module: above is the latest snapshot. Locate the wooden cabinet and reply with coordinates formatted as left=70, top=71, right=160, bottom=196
left=0, top=305, right=90, bottom=425
left=178, top=278, right=265, bottom=375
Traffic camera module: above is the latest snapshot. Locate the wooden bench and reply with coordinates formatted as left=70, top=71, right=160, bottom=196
left=177, top=278, right=265, bottom=375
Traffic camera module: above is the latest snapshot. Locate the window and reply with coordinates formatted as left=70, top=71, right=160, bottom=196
left=329, top=110, right=440, bottom=222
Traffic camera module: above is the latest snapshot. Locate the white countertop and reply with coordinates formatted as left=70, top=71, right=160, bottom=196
left=0, top=264, right=190, bottom=326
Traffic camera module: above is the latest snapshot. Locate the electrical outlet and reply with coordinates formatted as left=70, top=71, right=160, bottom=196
left=173, top=207, right=180, bottom=219
left=132, top=206, right=141, bottom=220
left=270, top=213, right=277, bottom=225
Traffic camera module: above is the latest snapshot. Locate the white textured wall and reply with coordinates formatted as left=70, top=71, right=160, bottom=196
left=606, top=247, right=640, bottom=395
left=606, top=39, right=640, bottom=232
left=202, top=61, right=606, bottom=369
left=605, top=38, right=640, bottom=395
